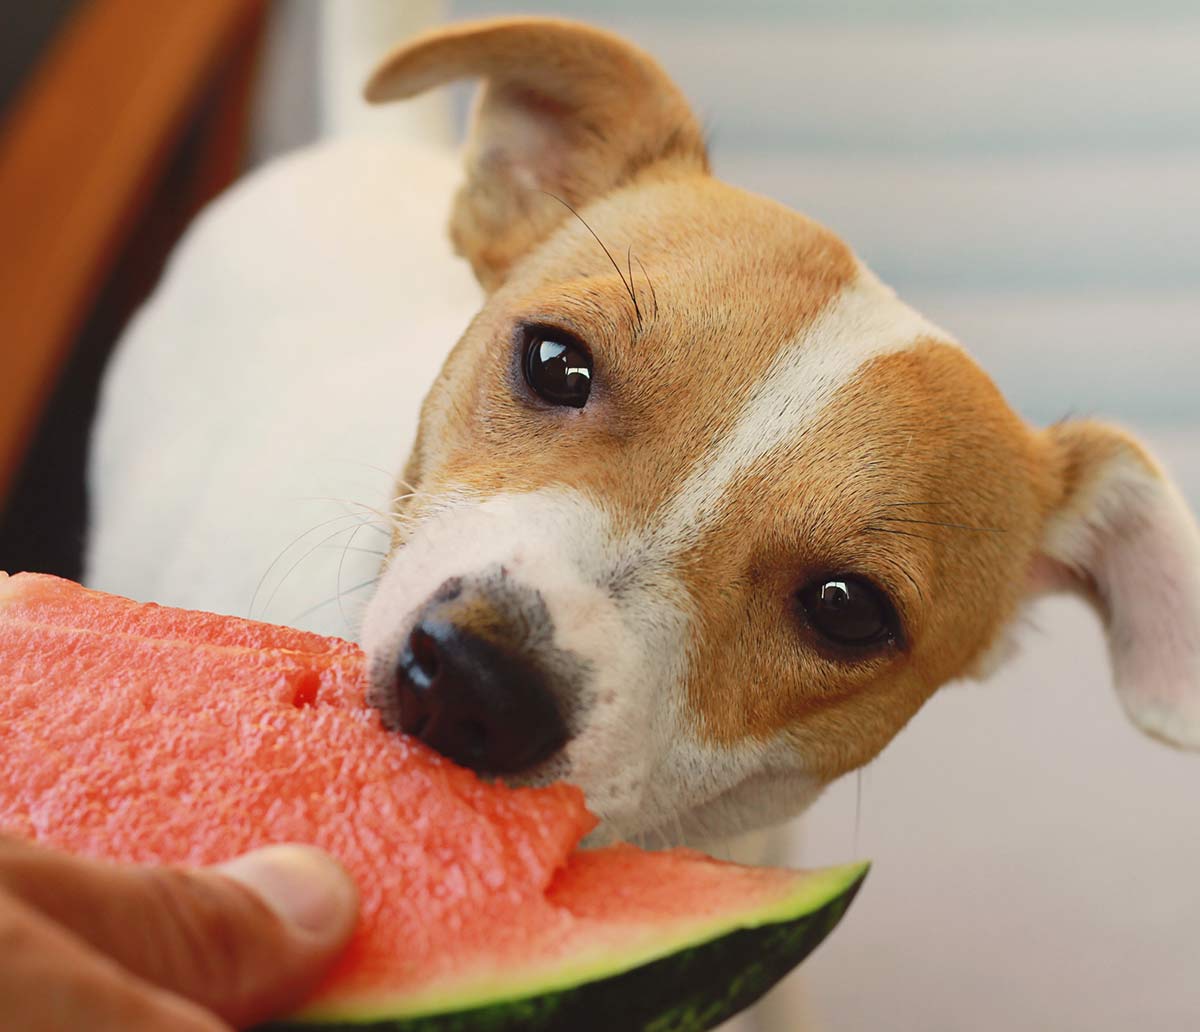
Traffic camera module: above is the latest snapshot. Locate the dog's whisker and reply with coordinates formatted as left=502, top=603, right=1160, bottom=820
left=854, top=769, right=863, bottom=857
left=359, top=522, right=394, bottom=538
left=297, top=495, right=398, bottom=522
left=293, top=493, right=386, bottom=511
left=385, top=471, right=418, bottom=492
left=288, top=498, right=397, bottom=538
left=337, top=518, right=374, bottom=634
left=391, top=476, right=435, bottom=501
left=307, top=545, right=388, bottom=557
left=335, top=458, right=406, bottom=482
left=330, top=497, right=425, bottom=539
left=288, top=576, right=381, bottom=626
left=672, top=811, right=688, bottom=851
left=260, top=518, right=380, bottom=621
left=249, top=511, right=383, bottom=619
left=657, top=820, right=676, bottom=854
left=292, top=494, right=427, bottom=535
left=353, top=502, right=400, bottom=523
left=389, top=491, right=429, bottom=512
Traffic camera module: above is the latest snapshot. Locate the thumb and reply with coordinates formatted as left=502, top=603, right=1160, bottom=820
left=3, top=841, right=358, bottom=1027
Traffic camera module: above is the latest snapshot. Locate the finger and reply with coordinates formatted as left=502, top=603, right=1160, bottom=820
left=0, top=891, right=229, bottom=1032
left=0, top=839, right=358, bottom=1027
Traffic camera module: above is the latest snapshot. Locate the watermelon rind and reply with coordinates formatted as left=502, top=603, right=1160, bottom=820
left=258, top=860, right=867, bottom=1032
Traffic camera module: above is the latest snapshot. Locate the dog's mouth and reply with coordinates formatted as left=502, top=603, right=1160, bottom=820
left=361, top=489, right=802, bottom=850
left=364, top=564, right=596, bottom=772
left=364, top=610, right=667, bottom=846
left=368, top=615, right=816, bottom=851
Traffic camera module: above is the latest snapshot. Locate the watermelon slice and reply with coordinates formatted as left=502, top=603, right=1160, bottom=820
left=0, top=573, right=866, bottom=1031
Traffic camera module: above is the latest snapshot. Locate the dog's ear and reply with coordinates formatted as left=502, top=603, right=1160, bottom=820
left=1032, top=421, right=1200, bottom=749
left=365, top=17, right=707, bottom=289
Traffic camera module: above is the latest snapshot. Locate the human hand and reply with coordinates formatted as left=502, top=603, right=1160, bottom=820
left=0, top=834, right=358, bottom=1030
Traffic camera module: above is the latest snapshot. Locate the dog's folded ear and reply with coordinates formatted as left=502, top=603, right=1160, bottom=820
left=1033, top=421, right=1200, bottom=749
left=365, top=17, right=707, bottom=289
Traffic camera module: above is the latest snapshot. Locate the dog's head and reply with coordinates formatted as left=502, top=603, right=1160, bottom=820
left=359, top=18, right=1200, bottom=846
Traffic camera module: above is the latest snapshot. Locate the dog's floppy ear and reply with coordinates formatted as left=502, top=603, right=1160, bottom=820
left=365, top=17, right=707, bottom=289
left=1033, top=421, right=1200, bottom=749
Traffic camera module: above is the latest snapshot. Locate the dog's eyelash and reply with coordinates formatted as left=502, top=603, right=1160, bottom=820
left=833, top=543, right=925, bottom=610
left=862, top=524, right=937, bottom=544
left=871, top=501, right=1008, bottom=536
left=879, top=515, right=1007, bottom=535
left=633, top=252, right=659, bottom=324
left=859, top=502, right=1006, bottom=611
left=894, top=565, right=925, bottom=606
left=541, top=190, right=648, bottom=331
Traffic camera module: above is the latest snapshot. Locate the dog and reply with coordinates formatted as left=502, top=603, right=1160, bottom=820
left=86, top=14, right=1200, bottom=1027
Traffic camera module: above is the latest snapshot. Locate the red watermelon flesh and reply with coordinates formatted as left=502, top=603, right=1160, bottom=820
left=0, top=573, right=863, bottom=1024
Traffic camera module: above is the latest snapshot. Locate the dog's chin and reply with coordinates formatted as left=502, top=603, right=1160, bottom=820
left=575, top=812, right=701, bottom=851
left=575, top=803, right=779, bottom=856
left=588, top=768, right=825, bottom=855
left=506, top=761, right=821, bottom=857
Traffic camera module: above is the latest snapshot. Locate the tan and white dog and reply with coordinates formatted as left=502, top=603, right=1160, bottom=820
left=86, top=15, right=1199, bottom=1023
left=351, top=19, right=1200, bottom=848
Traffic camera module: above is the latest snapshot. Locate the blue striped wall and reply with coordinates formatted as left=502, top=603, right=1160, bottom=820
left=449, top=2, right=1200, bottom=426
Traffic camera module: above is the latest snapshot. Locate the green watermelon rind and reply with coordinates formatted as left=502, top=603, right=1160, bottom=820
left=260, top=860, right=867, bottom=1032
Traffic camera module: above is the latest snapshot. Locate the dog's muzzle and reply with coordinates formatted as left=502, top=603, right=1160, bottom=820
left=371, top=573, right=584, bottom=775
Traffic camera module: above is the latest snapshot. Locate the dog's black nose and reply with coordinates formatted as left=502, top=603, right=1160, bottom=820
left=393, top=617, right=568, bottom=774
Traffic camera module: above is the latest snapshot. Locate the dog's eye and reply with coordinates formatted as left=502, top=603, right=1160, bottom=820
left=522, top=326, right=592, bottom=408
left=796, top=575, right=898, bottom=649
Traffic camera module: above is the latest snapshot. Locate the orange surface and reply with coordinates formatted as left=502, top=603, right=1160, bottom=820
left=0, top=0, right=264, bottom=503
left=0, top=574, right=800, bottom=1014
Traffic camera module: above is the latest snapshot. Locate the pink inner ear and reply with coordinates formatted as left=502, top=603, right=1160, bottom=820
left=1101, top=479, right=1200, bottom=750
left=503, top=85, right=575, bottom=124
left=1025, top=554, right=1083, bottom=597
left=472, top=85, right=575, bottom=193
left=1040, top=459, right=1200, bottom=751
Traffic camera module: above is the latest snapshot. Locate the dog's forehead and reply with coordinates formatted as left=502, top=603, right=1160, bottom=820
left=444, top=174, right=1036, bottom=561
left=533, top=175, right=862, bottom=322
left=508, top=177, right=988, bottom=512
left=647, top=267, right=953, bottom=538
left=526, top=176, right=948, bottom=415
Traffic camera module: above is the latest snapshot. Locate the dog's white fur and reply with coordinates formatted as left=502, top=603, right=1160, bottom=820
left=649, top=268, right=951, bottom=552
left=87, top=139, right=478, bottom=633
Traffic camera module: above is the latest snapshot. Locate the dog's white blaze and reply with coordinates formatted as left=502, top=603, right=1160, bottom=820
left=653, top=269, right=957, bottom=550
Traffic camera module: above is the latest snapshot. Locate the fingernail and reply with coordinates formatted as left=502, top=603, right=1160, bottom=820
left=218, top=845, right=357, bottom=939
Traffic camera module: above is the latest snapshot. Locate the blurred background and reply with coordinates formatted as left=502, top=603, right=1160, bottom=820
left=1, top=2, right=1197, bottom=1029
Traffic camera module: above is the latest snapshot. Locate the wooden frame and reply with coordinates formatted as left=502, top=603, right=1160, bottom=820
left=0, top=0, right=266, bottom=505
